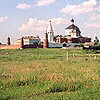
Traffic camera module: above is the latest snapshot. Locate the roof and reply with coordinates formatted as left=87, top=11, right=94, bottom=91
left=16, top=36, right=40, bottom=41
left=65, top=24, right=81, bottom=33
left=23, top=36, right=40, bottom=39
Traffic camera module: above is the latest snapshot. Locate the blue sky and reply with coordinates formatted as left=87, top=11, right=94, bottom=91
left=0, top=0, right=100, bottom=43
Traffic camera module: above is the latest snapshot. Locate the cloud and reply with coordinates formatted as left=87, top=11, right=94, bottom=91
left=94, top=6, right=100, bottom=12
left=18, top=17, right=69, bottom=33
left=61, top=0, right=97, bottom=15
left=36, top=0, right=56, bottom=6
left=51, top=18, right=69, bottom=25
left=87, top=23, right=100, bottom=28
left=90, top=13, right=100, bottom=20
left=0, top=16, right=8, bottom=23
left=19, top=18, right=48, bottom=33
left=16, top=3, right=31, bottom=9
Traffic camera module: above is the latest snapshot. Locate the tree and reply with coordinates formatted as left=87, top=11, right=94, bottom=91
left=94, top=36, right=99, bottom=44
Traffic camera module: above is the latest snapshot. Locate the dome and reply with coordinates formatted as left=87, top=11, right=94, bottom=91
left=65, top=24, right=81, bottom=34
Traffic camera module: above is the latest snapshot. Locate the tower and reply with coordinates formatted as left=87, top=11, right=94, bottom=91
left=21, top=37, right=24, bottom=48
left=47, top=20, right=54, bottom=43
left=43, top=30, right=48, bottom=48
left=7, top=37, right=11, bottom=45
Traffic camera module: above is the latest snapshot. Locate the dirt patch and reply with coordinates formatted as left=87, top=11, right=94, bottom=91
left=9, top=62, right=44, bottom=73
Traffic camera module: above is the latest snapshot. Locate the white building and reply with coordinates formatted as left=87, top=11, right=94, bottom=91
left=65, top=19, right=81, bottom=38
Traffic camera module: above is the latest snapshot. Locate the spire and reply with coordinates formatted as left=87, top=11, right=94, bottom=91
left=49, top=20, right=52, bottom=30
left=45, top=27, right=47, bottom=34
left=47, top=20, right=54, bottom=42
left=47, top=20, right=54, bottom=33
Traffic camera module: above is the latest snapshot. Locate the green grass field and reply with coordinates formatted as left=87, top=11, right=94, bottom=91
left=0, top=48, right=100, bottom=100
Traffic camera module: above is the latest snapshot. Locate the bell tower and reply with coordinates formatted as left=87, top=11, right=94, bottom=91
left=47, top=20, right=54, bottom=43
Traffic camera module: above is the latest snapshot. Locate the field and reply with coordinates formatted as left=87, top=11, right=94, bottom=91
left=0, top=48, right=100, bottom=100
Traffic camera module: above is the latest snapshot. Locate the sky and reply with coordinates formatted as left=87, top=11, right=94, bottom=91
left=0, top=0, right=100, bottom=43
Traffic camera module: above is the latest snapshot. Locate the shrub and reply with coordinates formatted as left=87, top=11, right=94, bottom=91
left=45, top=82, right=84, bottom=94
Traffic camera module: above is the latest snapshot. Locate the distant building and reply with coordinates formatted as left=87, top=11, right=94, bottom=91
left=55, top=19, right=91, bottom=44
left=15, top=36, right=41, bottom=48
left=44, top=19, right=91, bottom=48
left=0, top=36, right=41, bottom=49
left=0, top=37, right=21, bottom=49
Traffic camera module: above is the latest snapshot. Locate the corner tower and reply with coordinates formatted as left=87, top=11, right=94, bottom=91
left=43, top=31, right=48, bottom=48
left=7, top=37, right=11, bottom=45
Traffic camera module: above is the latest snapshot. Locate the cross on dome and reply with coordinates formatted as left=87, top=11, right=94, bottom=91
left=71, top=19, right=74, bottom=24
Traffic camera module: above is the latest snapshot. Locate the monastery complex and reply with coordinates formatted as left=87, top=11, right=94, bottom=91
left=0, top=19, right=97, bottom=49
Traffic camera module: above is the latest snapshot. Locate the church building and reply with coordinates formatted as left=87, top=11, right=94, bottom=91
left=44, top=19, right=91, bottom=48
left=66, top=19, right=81, bottom=38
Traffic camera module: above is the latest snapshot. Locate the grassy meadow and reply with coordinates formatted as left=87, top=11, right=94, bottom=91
left=0, top=48, right=100, bottom=100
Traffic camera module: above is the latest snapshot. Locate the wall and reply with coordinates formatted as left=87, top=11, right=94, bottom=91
left=0, top=45, right=21, bottom=49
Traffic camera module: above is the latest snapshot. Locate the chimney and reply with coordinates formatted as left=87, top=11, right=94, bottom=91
left=43, top=32, right=48, bottom=48
left=7, top=37, right=11, bottom=45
